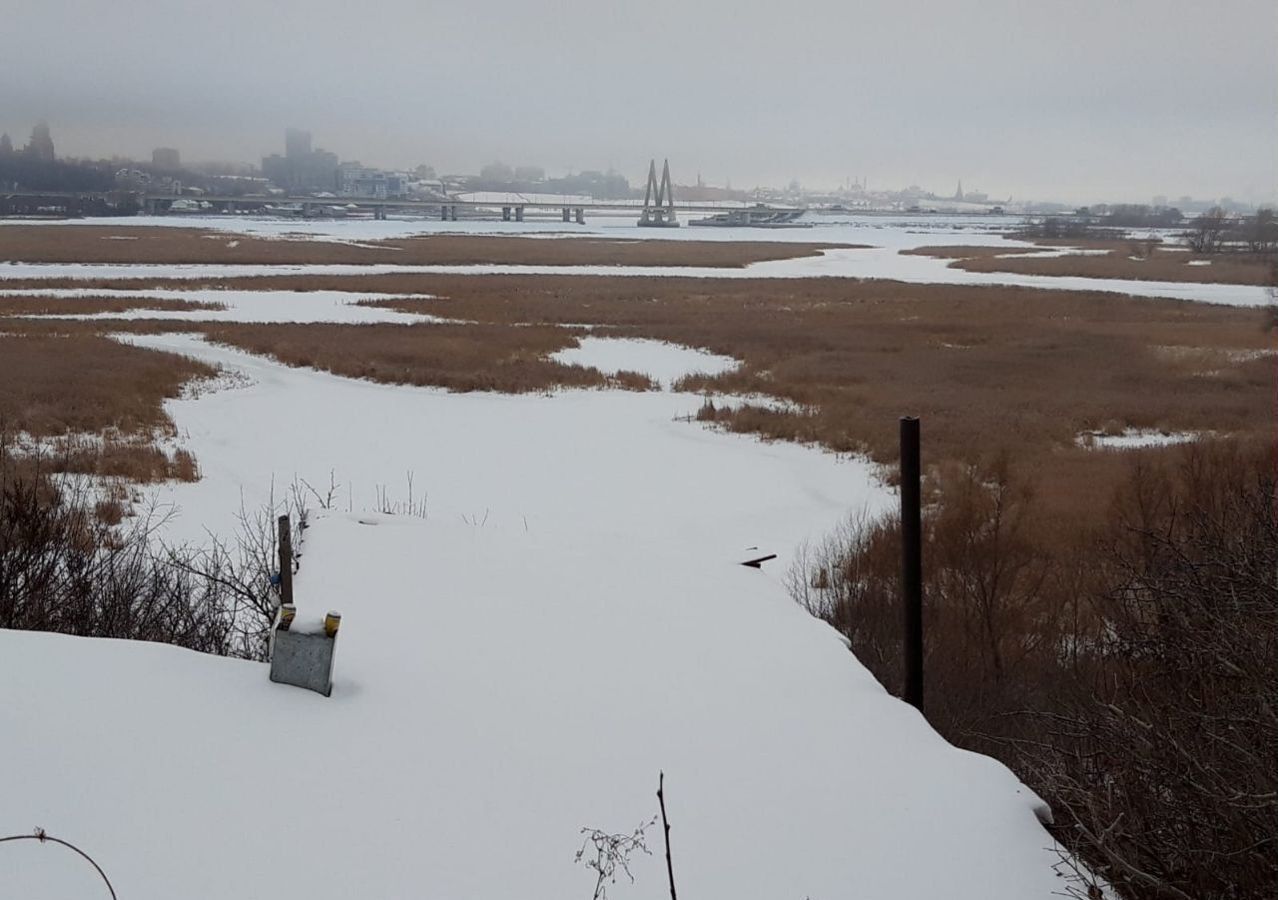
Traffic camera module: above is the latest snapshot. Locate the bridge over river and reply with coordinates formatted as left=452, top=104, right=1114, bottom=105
left=0, top=188, right=801, bottom=226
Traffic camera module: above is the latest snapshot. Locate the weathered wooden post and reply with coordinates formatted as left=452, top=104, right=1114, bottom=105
left=277, top=515, right=293, bottom=607
left=900, top=416, right=924, bottom=713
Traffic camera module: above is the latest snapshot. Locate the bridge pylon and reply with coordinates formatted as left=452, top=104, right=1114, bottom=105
left=638, top=159, right=679, bottom=228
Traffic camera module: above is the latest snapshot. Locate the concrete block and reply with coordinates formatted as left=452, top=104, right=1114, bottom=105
left=270, top=625, right=337, bottom=697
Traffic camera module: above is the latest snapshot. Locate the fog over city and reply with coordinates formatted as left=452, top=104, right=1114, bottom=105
left=2, top=0, right=1276, bottom=203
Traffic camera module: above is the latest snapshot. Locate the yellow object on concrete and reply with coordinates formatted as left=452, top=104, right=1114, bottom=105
left=324, top=611, right=341, bottom=637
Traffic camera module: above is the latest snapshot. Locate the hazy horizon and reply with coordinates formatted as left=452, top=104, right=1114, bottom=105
left=3, top=0, right=1275, bottom=205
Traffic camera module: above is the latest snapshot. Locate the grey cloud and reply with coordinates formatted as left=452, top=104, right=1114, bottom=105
left=1, top=0, right=1274, bottom=203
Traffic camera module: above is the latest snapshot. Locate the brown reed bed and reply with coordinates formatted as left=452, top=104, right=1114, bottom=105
left=0, top=224, right=855, bottom=267
left=0, top=332, right=217, bottom=482
left=0, top=295, right=223, bottom=316
left=905, top=242, right=1275, bottom=285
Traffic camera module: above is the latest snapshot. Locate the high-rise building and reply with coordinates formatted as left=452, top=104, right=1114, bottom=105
left=152, top=147, right=181, bottom=171
left=263, top=129, right=338, bottom=193
left=26, top=122, right=55, bottom=162
left=285, top=128, right=312, bottom=160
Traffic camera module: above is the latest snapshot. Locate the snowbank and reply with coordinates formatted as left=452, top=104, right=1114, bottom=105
left=1, top=511, right=1060, bottom=900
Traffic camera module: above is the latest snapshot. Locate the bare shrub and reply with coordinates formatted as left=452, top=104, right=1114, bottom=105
left=0, top=464, right=239, bottom=656
left=0, top=435, right=293, bottom=660
left=789, top=439, right=1277, bottom=900
left=790, top=457, right=1064, bottom=736
left=575, top=818, right=657, bottom=900
left=1009, top=441, right=1277, bottom=900
left=1186, top=207, right=1230, bottom=254
left=159, top=482, right=307, bottom=659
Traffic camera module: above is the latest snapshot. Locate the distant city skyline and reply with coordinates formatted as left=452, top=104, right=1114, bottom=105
left=0, top=119, right=1270, bottom=211
left=3, top=0, right=1274, bottom=206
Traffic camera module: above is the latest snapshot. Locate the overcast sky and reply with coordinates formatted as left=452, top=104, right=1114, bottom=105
left=2, top=0, right=1274, bottom=203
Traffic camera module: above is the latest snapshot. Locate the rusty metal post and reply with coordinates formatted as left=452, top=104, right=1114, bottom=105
left=900, top=417, right=924, bottom=713
left=277, top=514, right=293, bottom=607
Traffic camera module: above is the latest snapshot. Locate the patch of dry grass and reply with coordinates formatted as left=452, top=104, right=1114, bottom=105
left=899, top=245, right=1043, bottom=260
left=906, top=241, right=1276, bottom=285
left=0, top=333, right=213, bottom=482
left=0, top=295, right=224, bottom=316
left=0, top=333, right=216, bottom=435
left=0, top=225, right=855, bottom=268
left=42, top=438, right=202, bottom=482
left=201, top=322, right=656, bottom=393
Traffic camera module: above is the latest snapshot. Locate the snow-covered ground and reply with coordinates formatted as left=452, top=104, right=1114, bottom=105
left=552, top=337, right=738, bottom=388
left=1, top=510, right=1061, bottom=900
left=112, top=334, right=878, bottom=564
left=1, top=214, right=1267, bottom=306
left=1, top=330, right=1064, bottom=898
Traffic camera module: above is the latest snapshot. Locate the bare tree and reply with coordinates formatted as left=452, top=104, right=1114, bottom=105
left=1246, top=207, right=1276, bottom=253
left=1186, top=206, right=1229, bottom=253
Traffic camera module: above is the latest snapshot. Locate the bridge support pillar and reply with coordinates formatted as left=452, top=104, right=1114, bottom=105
left=562, top=207, right=571, bottom=222
left=502, top=206, right=511, bottom=221
left=575, top=207, right=585, bottom=224
left=515, top=206, right=524, bottom=222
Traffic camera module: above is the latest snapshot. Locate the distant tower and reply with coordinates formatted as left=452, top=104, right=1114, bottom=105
left=285, top=127, right=312, bottom=160
left=152, top=147, right=181, bottom=171
left=955, top=180, right=964, bottom=201
left=26, top=121, right=55, bottom=162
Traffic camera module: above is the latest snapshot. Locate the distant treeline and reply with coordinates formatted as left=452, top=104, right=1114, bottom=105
left=1026, top=205, right=1278, bottom=252
left=1086, top=204, right=1186, bottom=227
